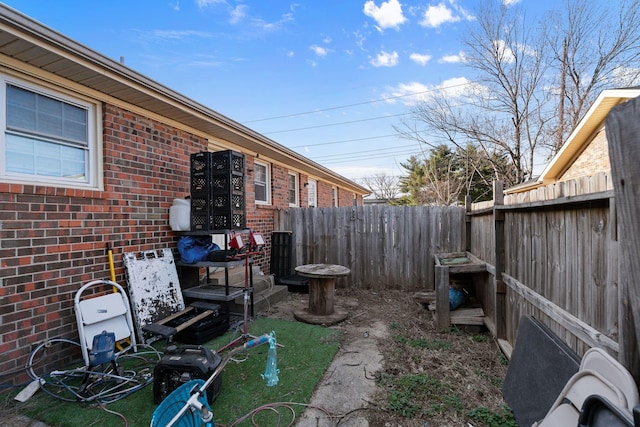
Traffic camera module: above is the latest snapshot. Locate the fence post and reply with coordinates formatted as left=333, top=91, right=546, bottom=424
left=465, top=195, right=471, bottom=252
left=605, top=97, right=640, bottom=380
left=493, top=180, right=506, bottom=339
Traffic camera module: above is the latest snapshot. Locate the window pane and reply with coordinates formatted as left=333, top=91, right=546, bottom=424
left=255, top=164, right=266, bottom=183
left=7, top=84, right=88, bottom=145
left=63, top=103, right=88, bottom=142
left=38, top=101, right=64, bottom=136
left=288, top=174, right=297, bottom=204
left=5, top=134, right=35, bottom=174
left=7, top=85, right=36, bottom=130
left=255, top=184, right=266, bottom=201
left=254, top=163, right=269, bottom=203
left=5, top=133, right=87, bottom=180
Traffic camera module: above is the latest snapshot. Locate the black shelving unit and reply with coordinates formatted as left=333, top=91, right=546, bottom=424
left=177, top=231, right=254, bottom=317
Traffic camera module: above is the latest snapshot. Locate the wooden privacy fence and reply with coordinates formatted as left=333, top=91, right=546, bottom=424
left=274, top=205, right=466, bottom=290
left=469, top=173, right=618, bottom=360
left=273, top=169, right=635, bottom=376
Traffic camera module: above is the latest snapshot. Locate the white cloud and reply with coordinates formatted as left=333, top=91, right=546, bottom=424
left=256, top=13, right=294, bottom=32
left=493, top=39, right=516, bottom=63
left=421, top=2, right=458, bottom=28
left=286, top=50, right=295, bottom=58
left=409, top=53, right=432, bottom=66
left=438, top=51, right=466, bottom=63
left=609, top=65, right=640, bottom=86
left=420, top=1, right=474, bottom=29
left=383, top=81, right=430, bottom=106
left=382, top=77, right=488, bottom=107
left=363, top=0, right=407, bottom=31
left=502, top=0, right=521, bottom=6
left=195, top=0, right=226, bottom=8
left=311, top=44, right=329, bottom=57
left=353, top=30, right=367, bottom=51
left=331, top=164, right=396, bottom=182
left=517, top=42, right=537, bottom=57
left=437, top=76, right=479, bottom=98
left=146, top=29, right=214, bottom=41
left=370, top=50, right=399, bottom=67
left=229, top=5, right=248, bottom=24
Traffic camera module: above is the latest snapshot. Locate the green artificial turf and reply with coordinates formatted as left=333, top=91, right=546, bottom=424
left=18, top=317, right=340, bottom=427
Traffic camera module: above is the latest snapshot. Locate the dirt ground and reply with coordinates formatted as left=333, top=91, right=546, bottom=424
left=264, top=287, right=513, bottom=427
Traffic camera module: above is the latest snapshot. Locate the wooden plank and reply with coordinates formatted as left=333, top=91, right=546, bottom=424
left=502, top=273, right=618, bottom=355
left=497, top=338, right=512, bottom=359
left=606, top=98, right=640, bottom=378
left=494, top=180, right=506, bottom=339
left=498, top=190, right=613, bottom=211
left=413, top=291, right=436, bottom=303
left=435, top=265, right=450, bottom=330
left=451, top=307, right=484, bottom=318
left=451, top=316, right=485, bottom=326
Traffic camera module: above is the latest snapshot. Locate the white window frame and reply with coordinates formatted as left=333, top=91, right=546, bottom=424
left=287, top=172, right=299, bottom=207
left=0, top=74, right=101, bottom=189
left=332, top=186, right=338, bottom=207
left=254, top=160, right=271, bottom=205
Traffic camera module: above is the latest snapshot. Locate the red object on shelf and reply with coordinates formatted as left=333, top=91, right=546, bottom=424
left=229, top=233, right=244, bottom=250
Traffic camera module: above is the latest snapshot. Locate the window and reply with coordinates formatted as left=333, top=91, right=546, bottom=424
left=307, top=178, right=317, bottom=207
left=332, top=186, right=338, bottom=207
left=254, top=160, right=271, bottom=204
left=287, top=172, right=299, bottom=207
left=1, top=77, right=99, bottom=188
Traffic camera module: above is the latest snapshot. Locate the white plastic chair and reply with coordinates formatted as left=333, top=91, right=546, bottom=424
left=74, top=280, right=137, bottom=367
left=535, top=347, right=639, bottom=427
left=580, top=347, right=640, bottom=412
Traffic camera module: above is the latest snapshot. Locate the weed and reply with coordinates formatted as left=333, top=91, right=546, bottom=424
left=378, top=372, right=462, bottom=418
left=498, top=353, right=509, bottom=365
left=388, top=391, right=421, bottom=418
left=467, top=405, right=517, bottom=427
left=393, top=335, right=409, bottom=345
left=471, top=333, right=492, bottom=343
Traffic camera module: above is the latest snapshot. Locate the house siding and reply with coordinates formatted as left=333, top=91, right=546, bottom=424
left=0, top=102, right=360, bottom=383
left=559, top=128, right=611, bottom=182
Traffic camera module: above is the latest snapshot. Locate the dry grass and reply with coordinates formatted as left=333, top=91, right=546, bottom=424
left=334, top=288, right=514, bottom=426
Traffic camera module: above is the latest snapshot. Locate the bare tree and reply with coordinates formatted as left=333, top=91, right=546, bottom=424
left=398, top=1, right=549, bottom=186
left=547, top=0, right=640, bottom=151
left=397, top=0, right=640, bottom=186
left=360, top=173, right=401, bottom=200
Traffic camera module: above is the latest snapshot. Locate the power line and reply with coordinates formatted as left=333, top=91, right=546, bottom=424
left=243, top=81, right=471, bottom=124
left=311, top=144, right=422, bottom=161
left=319, top=149, right=426, bottom=165
left=262, top=112, right=409, bottom=135
left=288, top=133, right=398, bottom=149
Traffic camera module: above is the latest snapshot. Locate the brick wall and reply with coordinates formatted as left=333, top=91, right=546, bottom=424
left=560, top=128, right=611, bottom=181
left=0, top=103, right=362, bottom=384
left=0, top=103, right=203, bottom=383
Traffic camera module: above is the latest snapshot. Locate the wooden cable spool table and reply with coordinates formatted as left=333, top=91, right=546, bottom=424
left=292, top=263, right=350, bottom=325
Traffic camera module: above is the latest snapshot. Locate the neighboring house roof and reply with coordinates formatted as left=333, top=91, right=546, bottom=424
left=0, top=4, right=369, bottom=196
left=506, top=88, right=640, bottom=194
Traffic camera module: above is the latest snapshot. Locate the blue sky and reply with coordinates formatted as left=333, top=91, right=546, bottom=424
left=2, top=0, right=557, bottom=183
